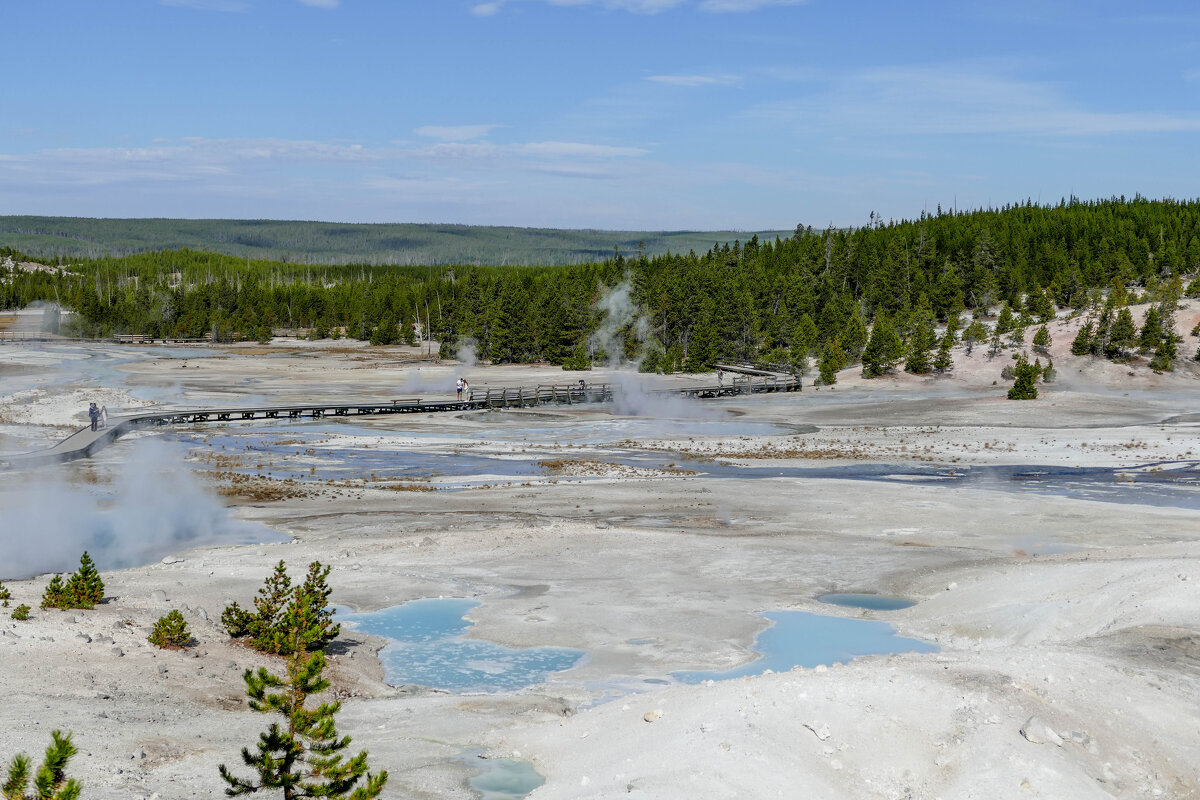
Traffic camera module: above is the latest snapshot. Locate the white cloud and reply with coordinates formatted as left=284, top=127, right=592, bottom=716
left=0, top=135, right=649, bottom=196
left=645, top=73, right=739, bottom=87
left=415, top=124, right=502, bottom=141
left=518, top=141, right=648, bottom=158
left=745, top=64, right=1200, bottom=137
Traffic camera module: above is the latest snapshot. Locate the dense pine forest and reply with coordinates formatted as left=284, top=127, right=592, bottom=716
left=3, top=198, right=1199, bottom=375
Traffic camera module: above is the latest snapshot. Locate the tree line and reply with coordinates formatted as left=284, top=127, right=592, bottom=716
left=3, top=196, right=1199, bottom=373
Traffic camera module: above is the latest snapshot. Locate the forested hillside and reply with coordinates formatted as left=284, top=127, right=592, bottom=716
left=3, top=198, right=1199, bottom=375
left=0, top=216, right=787, bottom=266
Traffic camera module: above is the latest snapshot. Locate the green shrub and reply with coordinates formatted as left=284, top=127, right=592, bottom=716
left=40, top=552, right=105, bottom=611
left=11, top=604, right=30, bottom=621
left=148, top=610, right=193, bottom=649
left=220, top=601, right=254, bottom=638
left=0, top=581, right=10, bottom=608
left=1007, top=356, right=1040, bottom=400
left=222, top=560, right=341, bottom=656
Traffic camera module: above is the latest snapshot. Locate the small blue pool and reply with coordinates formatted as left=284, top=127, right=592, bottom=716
left=338, top=598, right=585, bottom=693
left=817, top=593, right=916, bottom=611
left=673, top=611, right=937, bottom=683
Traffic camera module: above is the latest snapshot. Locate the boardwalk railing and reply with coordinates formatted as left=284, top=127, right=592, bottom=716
left=2, top=373, right=801, bottom=468
left=469, top=383, right=613, bottom=408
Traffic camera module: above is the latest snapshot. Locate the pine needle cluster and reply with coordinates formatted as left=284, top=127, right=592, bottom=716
left=40, top=552, right=105, bottom=611
left=147, top=609, right=193, bottom=649
left=222, top=561, right=340, bottom=656
left=2, top=730, right=81, bottom=800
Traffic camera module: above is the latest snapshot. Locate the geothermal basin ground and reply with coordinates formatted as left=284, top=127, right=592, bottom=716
left=1, top=325, right=1200, bottom=799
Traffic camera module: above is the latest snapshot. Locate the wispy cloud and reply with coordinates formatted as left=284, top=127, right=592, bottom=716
left=0, top=135, right=648, bottom=192
left=415, top=124, right=503, bottom=142
left=472, top=0, right=804, bottom=15
left=745, top=64, right=1200, bottom=137
left=645, top=73, right=739, bottom=87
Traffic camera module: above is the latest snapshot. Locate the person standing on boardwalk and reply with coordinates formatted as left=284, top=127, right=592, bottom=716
left=456, top=377, right=464, bottom=401
left=100, top=405, right=109, bottom=429
left=88, top=402, right=98, bottom=431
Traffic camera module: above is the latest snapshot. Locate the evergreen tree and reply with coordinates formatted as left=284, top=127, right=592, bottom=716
left=1071, top=320, right=1095, bottom=356
left=962, top=320, right=987, bottom=354
left=1106, top=308, right=1137, bottom=360
left=148, top=610, right=193, bottom=649
left=224, top=561, right=340, bottom=656
left=1007, top=355, right=1040, bottom=400
left=904, top=314, right=937, bottom=374
left=1032, top=325, right=1051, bottom=354
left=790, top=314, right=818, bottom=360
left=400, top=317, right=418, bottom=347
left=250, top=561, right=293, bottom=654
left=2, top=730, right=81, bottom=800
left=995, top=304, right=1016, bottom=334
left=861, top=315, right=904, bottom=377
left=289, top=562, right=341, bottom=654
left=684, top=310, right=718, bottom=373
left=840, top=306, right=868, bottom=360
left=932, top=331, right=954, bottom=373
left=222, top=601, right=254, bottom=638
left=1149, top=334, right=1177, bottom=371
left=218, top=632, right=388, bottom=800
left=40, top=553, right=104, bottom=611
left=369, top=312, right=398, bottom=346
left=943, top=313, right=961, bottom=343
left=66, top=552, right=104, bottom=609
left=818, top=341, right=843, bottom=385
left=1138, top=306, right=1162, bottom=351
left=1030, top=288, right=1056, bottom=322
left=987, top=328, right=1004, bottom=359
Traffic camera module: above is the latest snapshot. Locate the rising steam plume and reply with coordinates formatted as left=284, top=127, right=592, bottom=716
left=0, top=439, right=282, bottom=580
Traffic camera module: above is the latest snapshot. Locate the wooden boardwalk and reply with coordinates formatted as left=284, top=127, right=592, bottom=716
left=0, top=374, right=800, bottom=469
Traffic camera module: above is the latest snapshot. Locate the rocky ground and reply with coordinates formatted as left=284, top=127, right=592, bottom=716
left=1, top=311, right=1198, bottom=799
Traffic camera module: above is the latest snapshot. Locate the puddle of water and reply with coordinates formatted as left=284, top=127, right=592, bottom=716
left=464, top=755, right=545, bottom=800
left=672, top=611, right=937, bottom=683
left=338, top=598, right=585, bottom=693
left=817, top=593, right=916, bottom=611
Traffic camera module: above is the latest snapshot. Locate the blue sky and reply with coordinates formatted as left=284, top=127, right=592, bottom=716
left=3, top=0, right=1199, bottom=230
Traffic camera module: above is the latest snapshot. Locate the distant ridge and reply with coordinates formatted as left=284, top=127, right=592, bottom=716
left=0, top=216, right=791, bottom=266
